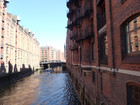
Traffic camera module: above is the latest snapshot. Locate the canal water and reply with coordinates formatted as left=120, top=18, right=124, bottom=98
left=0, top=67, right=81, bottom=105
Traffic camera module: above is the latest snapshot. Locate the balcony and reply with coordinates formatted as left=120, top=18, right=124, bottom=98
left=74, top=7, right=93, bottom=23
left=71, top=43, right=78, bottom=51
left=67, top=23, right=74, bottom=30
left=97, top=13, right=106, bottom=31
left=75, top=8, right=84, bottom=22
left=70, top=31, right=78, bottom=40
left=76, top=25, right=94, bottom=42
left=74, top=0, right=82, bottom=8
left=84, top=25, right=94, bottom=38
left=67, top=0, right=73, bottom=8
left=84, top=8, right=93, bottom=17
left=67, top=9, right=74, bottom=19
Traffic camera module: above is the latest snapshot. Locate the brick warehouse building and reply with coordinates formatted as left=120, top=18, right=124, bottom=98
left=66, top=0, right=140, bottom=105
left=0, top=0, right=40, bottom=75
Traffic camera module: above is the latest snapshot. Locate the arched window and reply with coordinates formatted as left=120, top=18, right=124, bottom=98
left=127, top=82, right=140, bottom=105
left=125, top=15, right=140, bottom=53
left=121, top=14, right=140, bottom=63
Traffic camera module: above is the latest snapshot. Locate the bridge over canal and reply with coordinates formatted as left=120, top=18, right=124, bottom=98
left=40, top=62, right=66, bottom=70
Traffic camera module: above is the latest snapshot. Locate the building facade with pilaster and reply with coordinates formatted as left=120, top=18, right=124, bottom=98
left=66, top=0, right=140, bottom=105
left=0, top=0, right=40, bottom=75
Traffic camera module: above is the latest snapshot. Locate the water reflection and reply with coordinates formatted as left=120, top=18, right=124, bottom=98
left=0, top=75, right=40, bottom=105
left=53, top=66, right=63, bottom=73
left=0, top=67, right=81, bottom=105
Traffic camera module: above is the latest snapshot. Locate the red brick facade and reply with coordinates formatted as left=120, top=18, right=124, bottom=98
left=66, top=0, right=140, bottom=105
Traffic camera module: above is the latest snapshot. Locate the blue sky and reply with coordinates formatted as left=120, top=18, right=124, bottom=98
left=7, top=0, right=68, bottom=52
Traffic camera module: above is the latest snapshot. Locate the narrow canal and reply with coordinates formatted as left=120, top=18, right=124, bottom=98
left=0, top=67, right=81, bottom=105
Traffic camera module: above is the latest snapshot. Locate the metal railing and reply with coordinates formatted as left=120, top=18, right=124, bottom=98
left=76, top=25, right=94, bottom=43
left=75, top=8, right=84, bottom=21
left=80, top=25, right=94, bottom=39
left=67, top=0, right=73, bottom=8
left=74, top=0, right=82, bottom=8
left=67, top=22, right=74, bottom=30
left=67, top=9, right=74, bottom=19
left=71, top=43, right=78, bottom=50
left=84, top=25, right=94, bottom=38
left=70, top=31, right=78, bottom=40
left=74, top=7, right=93, bottom=22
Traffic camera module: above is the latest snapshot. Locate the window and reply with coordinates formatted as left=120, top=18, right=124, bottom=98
left=6, top=57, right=8, bottom=64
left=99, top=34, right=108, bottom=65
left=125, top=15, right=140, bottom=53
left=97, top=0, right=106, bottom=30
left=6, top=47, right=8, bottom=54
left=84, top=72, right=86, bottom=77
left=127, top=83, right=140, bottom=105
left=105, top=35, right=108, bottom=55
left=100, top=1, right=105, bottom=16
left=121, top=14, right=140, bottom=63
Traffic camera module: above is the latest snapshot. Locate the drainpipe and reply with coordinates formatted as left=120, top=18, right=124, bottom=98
left=109, top=0, right=116, bottom=76
left=97, top=32, right=101, bottom=104
left=97, top=35, right=101, bottom=73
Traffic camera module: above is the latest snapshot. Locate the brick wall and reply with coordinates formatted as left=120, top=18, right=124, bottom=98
left=66, top=0, right=140, bottom=105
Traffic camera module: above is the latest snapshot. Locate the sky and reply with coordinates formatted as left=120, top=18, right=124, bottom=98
left=7, top=0, right=68, bottom=52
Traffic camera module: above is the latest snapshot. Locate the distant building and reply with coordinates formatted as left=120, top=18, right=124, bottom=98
left=57, top=50, right=65, bottom=62
left=0, top=0, right=40, bottom=75
left=40, top=47, right=48, bottom=62
left=40, top=46, right=65, bottom=63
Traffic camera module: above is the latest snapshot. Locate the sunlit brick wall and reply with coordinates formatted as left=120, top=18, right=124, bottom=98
left=0, top=1, right=40, bottom=74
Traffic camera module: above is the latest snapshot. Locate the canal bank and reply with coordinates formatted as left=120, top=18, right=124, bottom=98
left=0, top=68, right=39, bottom=87
left=66, top=67, right=95, bottom=105
left=0, top=66, right=81, bottom=105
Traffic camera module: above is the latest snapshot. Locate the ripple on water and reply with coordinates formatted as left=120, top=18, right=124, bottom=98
left=0, top=72, right=81, bottom=105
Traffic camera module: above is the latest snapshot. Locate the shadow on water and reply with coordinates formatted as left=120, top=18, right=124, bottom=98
left=0, top=66, right=81, bottom=105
